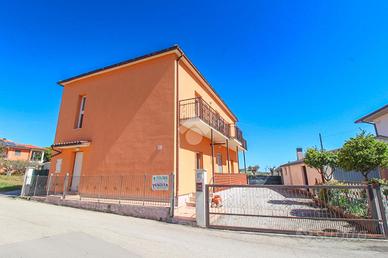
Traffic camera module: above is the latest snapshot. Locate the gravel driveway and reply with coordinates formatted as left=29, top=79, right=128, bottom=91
left=210, top=187, right=370, bottom=236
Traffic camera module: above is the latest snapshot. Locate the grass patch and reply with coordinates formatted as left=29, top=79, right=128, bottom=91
left=0, top=175, right=23, bottom=192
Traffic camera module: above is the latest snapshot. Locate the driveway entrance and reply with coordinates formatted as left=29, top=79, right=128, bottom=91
left=206, top=184, right=388, bottom=239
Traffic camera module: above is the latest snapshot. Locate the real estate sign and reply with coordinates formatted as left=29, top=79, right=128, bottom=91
left=152, top=175, right=169, bottom=191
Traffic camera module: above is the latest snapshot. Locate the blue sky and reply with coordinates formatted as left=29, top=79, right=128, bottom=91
left=0, top=1, right=387, bottom=169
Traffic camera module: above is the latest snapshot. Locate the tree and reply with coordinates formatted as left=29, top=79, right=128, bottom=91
left=0, top=143, right=5, bottom=159
left=338, top=131, right=388, bottom=181
left=0, top=160, right=37, bottom=176
left=43, top=148, right=52, bottom=162
left=304, top=148, right=338, bottom=183
left=267, top=166, right=276, bottom=176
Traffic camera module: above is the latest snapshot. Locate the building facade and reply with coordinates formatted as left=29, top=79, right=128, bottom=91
left=50, top=46, right=247, bottom=205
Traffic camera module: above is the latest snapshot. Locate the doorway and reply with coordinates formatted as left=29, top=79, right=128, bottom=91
left=71, top=152, right=83, bottom=192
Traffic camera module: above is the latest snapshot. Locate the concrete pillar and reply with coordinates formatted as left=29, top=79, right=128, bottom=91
left=195, top=169, right=207, bottom=227
left=40, top=151, right=45, bottom=163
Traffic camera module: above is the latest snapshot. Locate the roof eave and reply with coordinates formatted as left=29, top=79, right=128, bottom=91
left=355, top=104, right=388, bottom=124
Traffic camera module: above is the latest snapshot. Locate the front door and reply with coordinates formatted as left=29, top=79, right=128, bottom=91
left=71, top=152, right=83, bottom=192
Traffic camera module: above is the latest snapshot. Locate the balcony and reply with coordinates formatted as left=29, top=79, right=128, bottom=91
left=233, top=126, right=248, bottom=150
left=179, top=97, right=247, bottom=151
left=180, top=97, right=230, bottom=138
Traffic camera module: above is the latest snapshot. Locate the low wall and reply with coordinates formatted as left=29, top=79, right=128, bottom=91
left=33, top=196, right=170, bottom=222
left=213, top=173, right=247, bottom=185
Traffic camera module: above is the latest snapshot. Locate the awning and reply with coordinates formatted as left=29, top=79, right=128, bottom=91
left=51, top=140, right=91, bottom=149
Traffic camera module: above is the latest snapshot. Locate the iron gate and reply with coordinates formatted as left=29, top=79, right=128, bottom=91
left=205, top=184, right=388, bottom=239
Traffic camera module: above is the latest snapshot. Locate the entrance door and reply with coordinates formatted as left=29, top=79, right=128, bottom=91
left=71, top=152, right=83, bottom=192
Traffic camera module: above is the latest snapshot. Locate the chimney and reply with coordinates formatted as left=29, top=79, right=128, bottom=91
left=296, top=148, right=304, bottom=160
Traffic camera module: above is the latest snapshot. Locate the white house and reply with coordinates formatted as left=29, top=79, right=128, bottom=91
left=356, top=104, right=388, bottom=142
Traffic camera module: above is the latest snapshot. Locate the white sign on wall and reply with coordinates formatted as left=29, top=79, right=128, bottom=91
left=152, top=175, right=169, bottom=191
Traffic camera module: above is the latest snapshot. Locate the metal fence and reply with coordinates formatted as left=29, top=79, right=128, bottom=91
left=23, top=174, right=174, bottom=208
left=206, top=184, right=388, bottom=239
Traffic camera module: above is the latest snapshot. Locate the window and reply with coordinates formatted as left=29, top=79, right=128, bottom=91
left=55, top=159, right=62, bottom=173
left=14, top=150, right=21, bottom=156
left=30, top=151, right=42, bottom=161
left=76, top=96, right=87, bottom=128
left=216, top=153, right=223, bottom=173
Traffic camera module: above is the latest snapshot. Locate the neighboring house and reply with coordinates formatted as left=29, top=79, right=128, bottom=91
left=279, top=148, right=323, bottom=186
left=50, top=45, right=247, bottom=205
left=356, top=104, right=388, bottom=179
left=279, top=148, right=383, bottom=186
left=0, top=138, right=45, bottom=163
left=356, top=104, right=388, bottom=142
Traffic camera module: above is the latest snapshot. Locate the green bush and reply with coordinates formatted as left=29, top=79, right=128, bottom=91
left=318, top=180, right=368, bottom=217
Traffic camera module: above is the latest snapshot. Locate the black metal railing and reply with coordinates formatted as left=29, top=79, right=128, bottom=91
left=233, top=126, right=247, bottom=150
left=180, top=97, right=230, bottom=137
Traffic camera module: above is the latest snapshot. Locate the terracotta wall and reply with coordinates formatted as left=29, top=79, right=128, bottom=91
left=213, top=173, right=247, bottom=185
left=281, top=163, right=323, bottom=186
left=178, top=61, right=236, bottom=124
left=179, top=126, right=239, bottom=196
left=50, top=53, right=177, bottom=178
left=177, top=59, right=241, bottom=196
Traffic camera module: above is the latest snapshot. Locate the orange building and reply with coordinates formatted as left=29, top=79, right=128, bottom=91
left=50, top=46, right=247, bottom=205
left=0, top=138, right=45, bottom=163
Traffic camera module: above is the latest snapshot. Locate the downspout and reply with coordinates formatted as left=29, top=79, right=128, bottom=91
left=175, top=51, right=183, bottom=202
left=50, top=145, right=62, bottom=158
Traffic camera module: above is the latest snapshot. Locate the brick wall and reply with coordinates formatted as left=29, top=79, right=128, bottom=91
left=213, top=173, right=247, bottom=185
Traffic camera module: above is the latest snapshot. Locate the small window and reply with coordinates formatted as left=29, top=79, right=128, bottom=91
left=76, top=96, right=87, bottom=129
left=15, top=150, right=21, bottom=156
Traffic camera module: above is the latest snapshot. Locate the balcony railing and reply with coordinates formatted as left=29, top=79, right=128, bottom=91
left=179, top=97, right=230, bottom=137
left=234, top=126, right=248, bottom=150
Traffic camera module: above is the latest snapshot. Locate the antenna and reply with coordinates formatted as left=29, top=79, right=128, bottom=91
left=319, top=133, right=324, bottom=151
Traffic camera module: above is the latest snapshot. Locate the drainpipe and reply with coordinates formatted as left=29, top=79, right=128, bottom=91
left=50, top=145, right=62, bottom=158
left=226, top=139, right=230, bottom=174
left=243, top=150, right=247, bottom=173
left=175, top=50, right=183, bottom=203
left=211, top=129, right=215, bottom=183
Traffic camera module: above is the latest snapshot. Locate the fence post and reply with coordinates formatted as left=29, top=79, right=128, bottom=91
left=169, top=173, right=175, bottom=218
left=53, top=175, right=58, bottom=195
left=196, top=169, right=207, bottom=227
left=33, top=175, right=39, bottom=196
left=118, top=175, right=123, bottom=205
left=367, top=184, right=381, bottom=233
left=143, top=175, right=146, bottom=206
left=62, top=173, right=69, bottom=199
left=373, top=184, right=388, bottom=238
left=98, top=176, right=102, bottom=203
left=46, top=173, right=53, bottom=197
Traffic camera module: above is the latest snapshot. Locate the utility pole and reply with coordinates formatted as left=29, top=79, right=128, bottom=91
left=319, top=133, right=324, bottom=151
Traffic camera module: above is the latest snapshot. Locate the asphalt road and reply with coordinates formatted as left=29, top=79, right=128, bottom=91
left=0, top=195, right=387, bottom=258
